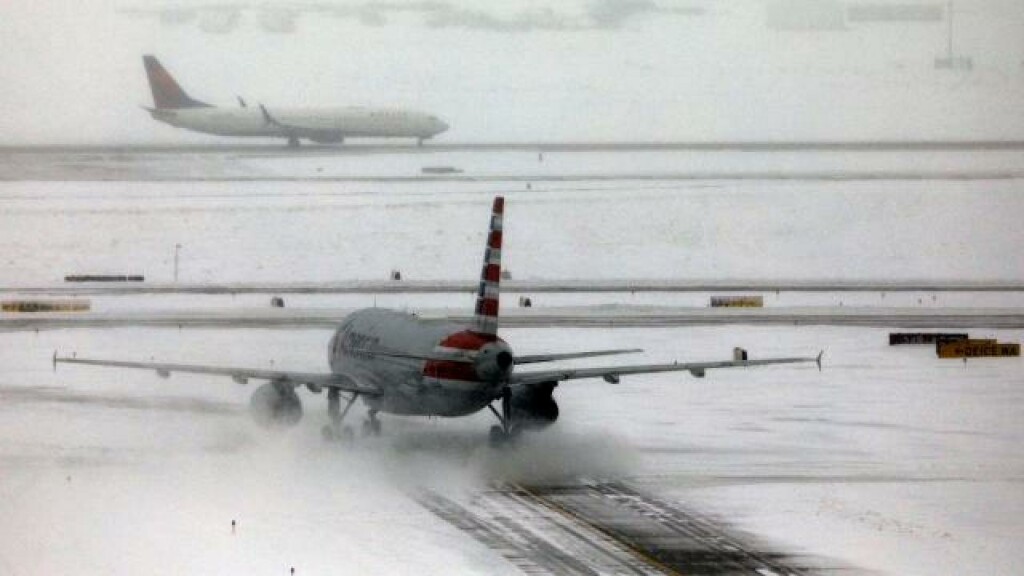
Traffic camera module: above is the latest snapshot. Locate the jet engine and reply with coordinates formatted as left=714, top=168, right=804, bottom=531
left=510, top=381, right=559, bottom=430
left=249, top=380, right=302, bottom=427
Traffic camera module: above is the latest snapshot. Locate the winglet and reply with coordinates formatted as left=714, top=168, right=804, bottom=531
left=259, top=103, right=279, bottom=126
left=816, top=350, right=824, bottom=372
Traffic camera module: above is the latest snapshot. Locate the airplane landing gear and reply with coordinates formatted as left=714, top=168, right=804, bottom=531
left=489, top=425, right=514, bottom=447
left=322, top=388, right=359, bottom=442
left=323, top=425, right=354, bottom=442
left=287, top=136, right=300, bottom=148
left=362, top=409, right=382, bottom=437
left=487, top=386, right=517, bottom=447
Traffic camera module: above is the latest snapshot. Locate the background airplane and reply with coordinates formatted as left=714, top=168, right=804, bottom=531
left=141, top=55, right=448, bottom=147
left=56, top=196, right=821, bottom=445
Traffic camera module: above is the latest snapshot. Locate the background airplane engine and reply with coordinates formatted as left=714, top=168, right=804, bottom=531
left=249, top=380, right=303, bottom=427
left=511, top=381, right=559, bottom=430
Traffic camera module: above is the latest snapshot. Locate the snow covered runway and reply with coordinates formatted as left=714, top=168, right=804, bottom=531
left=421, top=481, right=831, bottom=575
left=0, top=145, right=1021, bottom=574
left=2, top=320, right=1020, bottom=575
left=3, top=304, right=1024, bottom=330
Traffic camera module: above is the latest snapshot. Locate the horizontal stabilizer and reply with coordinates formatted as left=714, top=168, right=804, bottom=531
left=514, top=348, right=643, bottom=364
left=511, top=352, right=823, bottom=387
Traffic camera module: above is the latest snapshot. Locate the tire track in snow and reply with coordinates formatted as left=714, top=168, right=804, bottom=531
left=419, top=481, right=824, bottom=575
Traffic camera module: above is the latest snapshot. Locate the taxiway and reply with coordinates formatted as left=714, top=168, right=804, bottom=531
left=4, top=305, right=1023, bottom=331
left=4, top=279, right=1023, bottom=295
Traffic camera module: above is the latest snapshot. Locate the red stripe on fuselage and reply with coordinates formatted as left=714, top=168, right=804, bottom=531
left=440, top=330, right=498, bottom=349
left=423, top=360, right=480, bottom=382
left=421, top=329, right=504, bottom=382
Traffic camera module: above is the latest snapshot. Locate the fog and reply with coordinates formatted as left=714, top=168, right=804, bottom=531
left=1, top=0, right=1023, bottom=144
left=1, top=2, right=1023, bottom=574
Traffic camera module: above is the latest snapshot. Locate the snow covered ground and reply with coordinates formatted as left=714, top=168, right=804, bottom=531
left=0, top=147, right=1021, bottom=574
left=1, top=152, right=1022, bottom=286
left=4, top=146, right=1024, bottom=182
left=1, top=323, right=1021, bottom=575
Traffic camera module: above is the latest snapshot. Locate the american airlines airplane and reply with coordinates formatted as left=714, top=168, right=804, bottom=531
left=141, top=55, right=449, bottom=147
left=55, top=197, right=821, bottom=445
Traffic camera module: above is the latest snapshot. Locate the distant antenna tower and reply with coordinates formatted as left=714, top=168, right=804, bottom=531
left=935, top=0, right=973, bottom=70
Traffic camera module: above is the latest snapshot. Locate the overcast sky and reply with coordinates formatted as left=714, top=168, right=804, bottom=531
left=1, top=0, right=1023, bottom=144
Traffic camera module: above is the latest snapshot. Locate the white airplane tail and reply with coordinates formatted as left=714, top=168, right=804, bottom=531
left=472, top=196, right=504, bottom=338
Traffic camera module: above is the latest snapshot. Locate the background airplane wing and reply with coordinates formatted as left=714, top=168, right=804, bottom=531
left=53, top=354, right=380, bottom=395
left=258, top=104, right=332, bottom=139
left=510, top=352, right=823, bottom=386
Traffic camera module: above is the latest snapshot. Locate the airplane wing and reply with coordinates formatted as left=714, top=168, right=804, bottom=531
left=510, top=351, right=823, bottom=387
left=258, top=103, right=346, bottom=143
left=362, top=347, right=643, bottom=365
left=53, top=353, right=380, bottom=395
left=258, top=104, right=335, bottom=140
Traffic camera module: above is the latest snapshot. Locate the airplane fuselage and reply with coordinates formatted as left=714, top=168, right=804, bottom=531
left=53, top=194, right=819, bottom=441
left=149, top=106, right=448, bottom=143
left=328, top=308, right=505, bottom=417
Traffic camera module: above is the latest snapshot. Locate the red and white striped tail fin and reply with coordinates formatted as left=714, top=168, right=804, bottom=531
left=473, top=196, right=504, bottom=337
